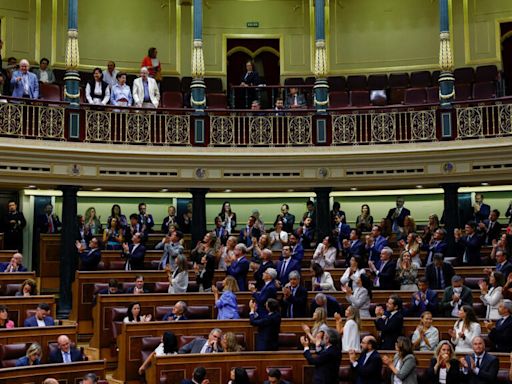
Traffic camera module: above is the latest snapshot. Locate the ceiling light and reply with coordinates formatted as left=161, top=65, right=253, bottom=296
left=92, top=187, right=102, bottom=191
left=160, top=188, right=169, bottom=192
left=26, top=185, right=36, bottom=189
left=481, top=182, right=489, bottom=186
left=416, top=185, right=423, bottom=189
left=350, top=187, right=358, bottom=191
left=224, top=189, right=232, bottom=193
left=287, top=189, right=295, bottom=192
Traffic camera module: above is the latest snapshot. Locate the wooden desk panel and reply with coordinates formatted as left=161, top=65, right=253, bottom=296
left=0, top=360, right=106, bottom=383
left=0, top=295, right=56, bottom=328
left=39, top=234, right=61, bottom=293
left=0, top=272, right=37, bottom=295
left=0, top=325, right=77, bottom=364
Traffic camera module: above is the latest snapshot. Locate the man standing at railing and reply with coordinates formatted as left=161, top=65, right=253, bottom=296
left=132, top=67, right=160, bottom=108
left=10, top=59, right=39, bottom=99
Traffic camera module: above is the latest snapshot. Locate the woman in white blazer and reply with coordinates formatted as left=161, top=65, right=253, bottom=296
left=449, top=305, right=481, bottom=353
left=311, top=263, right=336, bottom=291
left=167, top=255, right=188, bottom=294
left=343, top=274, right=371, bottom=318
left=479, top=271, right=504, bottom=320
left=312, top=236, right=337, bottom=269
left=340, top=256, right=365, bottom=287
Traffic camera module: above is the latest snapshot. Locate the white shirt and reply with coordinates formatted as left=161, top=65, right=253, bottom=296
left=102, top=69, right=119, bottom=87
left=341, top=319, right=360, bottom=352
left=36, top=318, right=46, bottom=327
left=39, top=70, right=49, bottom=83
left=393, top=359, right=403, bottom=384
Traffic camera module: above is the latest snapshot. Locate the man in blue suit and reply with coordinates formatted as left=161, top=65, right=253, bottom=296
left=48, top=334, right=84, bottom=363
left=301, top=328, right=341, bottom=384
left=310, top=292, right=341, bottom=317
left=486, top=299, right=512, bottom=352
left=333, top=214, right=351, bottom=249
left=288, top=234, right=304, bottom=263
left=10, top=59, right=39, bottom=99
left=374, top=295, right=404, bottom=350
left=249, top=298, right=281, bottom=351
left=365, top=225, right=388, bottom=264
left=162, top=301, right=188, bottom=321
left=342, top=229, right=365, bottom=264
left=281, top=271, right=308, bottom=318
left=263, top=368, right=291, bottom=384
left=349, top=335, right=382, bottom=384
left=0, top=252, right=28, bottom=272
left=24, top=303, right=55, bottom=327
left=408, top=278, right=438, bottom=316
left=180, top=366, right=208, bottom=384
left=227, top=243, right=250, bottom=291
left=238, top=216, right=261, bottom=247
left=249, top=267, right=277, bottom=316
left=137, top=202, right=154, bottom=236
left=121, top=232, right=146, bottom=270
left=473, top=193, right=491, bottom=224
left=253, top=249, right=275, bottom=290
left=386, top=196, right=411, bottom=233
left=423, top=228, right=448, bottom=265
left=76, top=237, right=101, bottom=271
left=460, top=336, right=499, bottom=384
left=276, top=246, right=300, bottom=286
left=455, top=222, right=483, bottom=266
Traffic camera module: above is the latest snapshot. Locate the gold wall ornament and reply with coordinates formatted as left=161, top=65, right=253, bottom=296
left=38, top=106, right=65, bottom=139
left=249, top=116, right=273, bottom=145
left=314, top=39, right=327, bottom=77
left=439, top=31, right=453, bottom=72
left=371, top=113, right=396, bottom=143
left=65, top=29, right=80, bottom=70
left=165, top=115, right=191, bottom=144
left=332, top=114, right=357, bottom=144
left=456, top=106, right=483, bottom=138
left=498, top=104, right=512, bottom=135
left=210, top=115, right=235, bottom=145
left=410, top=110, right=437, bottom=141
left=287, top=115, right=312, bottom=145
left=85, top=110, right=112, bottom=142
left=0, top=103, right=23, bottom=136
left=126, top=113, right=151, bottom=143
left=192, top=39, right=205, bottom=78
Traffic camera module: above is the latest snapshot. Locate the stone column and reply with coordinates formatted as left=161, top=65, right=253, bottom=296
left=63, top=0, right=80, bottom=107
left=191, top=0, right=206, bottom=112
left=58, top=185, right=79, bottom=318
left=190, top=188, right=208, bottom=245
left=314, top=187, right=332, bottom=243
left=441, top=183, right=459, bottom=258
left=439, top=0, right=455, bottom=108
left=313, top=0, right=329, bottom=113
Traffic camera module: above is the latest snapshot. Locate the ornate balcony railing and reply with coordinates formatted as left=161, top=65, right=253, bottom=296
left=0, top=96, right=511, bottom=147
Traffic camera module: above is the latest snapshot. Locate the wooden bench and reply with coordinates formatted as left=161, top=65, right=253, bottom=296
left=144, top=351, right=510, bottom=384
left=114, top=317, right=499, bottom=382
left=0, top=324, right=77, bottom=365
left=0, top=360, right=107, bottom=383
left=0, top=272, right=37, bottom=296
left=0, top=295, right=56, bottom=328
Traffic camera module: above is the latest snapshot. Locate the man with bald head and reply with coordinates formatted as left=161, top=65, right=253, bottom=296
left=48, top=335, right=84, bottom=363
left=42, top=379, right=59, bottom=384
left=10, top=59, right=39, bottom=99
left=132, top=66, right=160, bottom=108
left=0, top=252, right=27, bottom=272
left=349, top=335, right=382, bottom=384
left=460, top=335, right=498, bottom=383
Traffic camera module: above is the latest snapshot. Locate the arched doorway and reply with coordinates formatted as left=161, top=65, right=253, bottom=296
left=227, top=38, right=280, bottom=108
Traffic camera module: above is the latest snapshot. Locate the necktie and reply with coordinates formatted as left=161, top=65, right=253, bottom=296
left=281, top=260, right=288, bottom=279
left=64, top=352, right=71, bottom=363
left=48, top=215, right=54, bottom=233
left=205, top=345, right=212, bottom=353
left=475, top=356, right=480, bottom=368
left=363, top=353, right=370, bottom=365
left=289, top=287, right=296, bottom=318
left=498, top=318, right=504, bottom=327
left=294, top=95, right=298, bottom=106
left=437, top=267, right=442, bottom=289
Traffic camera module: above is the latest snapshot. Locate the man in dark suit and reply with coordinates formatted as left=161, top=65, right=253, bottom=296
left=349, top=335, right=382, bottom=384
left=486, top=250, right=512, bottom=279
left=386, top=196, right=411, bottom=233
left=178, top=328, right=223, bottom=354
left=473, top=193, right=491, bottom=224
left=227, top=243, right=250, bottom=291
left=460, top=336, right=498, bottom=384
left=48, top=335, right=84, bottom=363
left=374, top=295, right=404, bottom=350
left=365, top=225, right=388, bottom=264
left=288, top=234, right=304, bottom=263
left=250, top=267, right=277, bottom=316
left=301, top=328, right=341, bottom=384
left=478, top=209, right=501, bottom=245
left=425, top=253, right=455, bottom=290
left=408, top=277, right=438, bottom=316
left=310, top=293, right=341, bottom=317
left=263, top=368, right=290, bottom=384
left=249, top=298, right=281, bottom=351
left=285, top=87, right=307, bottom=109
left=423, top=228, right=448, bottom=266
left=455, top=222, right=483, bottom=266
left=3, top=200, right=26, bottom=251
left=162, top=300, right=188, bottom=321
left=332, top=215, right=351, bottom=250
left=24, top=303, right=55, bottom=327
left=252, top=249, right=275, bottom=290
left=0, top=252, right=28, bottom=272
left=367, top=246, right=397, bottom=290
left=126, top=275, right=150, bottom=294
left=181, top=366, right=209, bottom=384
left=274, top=204, right=295, bottom=234
left=121, top=232, right=146, bottom=270
left=486, top=299, right=512, bottom=352
left=76, top=237, right=101, bottom=271
left=276, top=246, right=300, bottom=286
left=342, top=229, right=365, bottom=265
left=330, top=201, right=346, bottom=228
left=137, top=202, right=154, bottom=235
left=161, top=205, right=178, bottom=234
left=281, top=270, right=308, bottom=318
left=37, top=203, right=61, bottom=234
left=238, top=215, right=261, bottom=247
left=440, top=275, right=473, bottom=317
left=301, top=200, right=316, bottom=229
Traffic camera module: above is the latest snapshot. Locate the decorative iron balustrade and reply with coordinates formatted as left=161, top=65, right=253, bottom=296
left=331, top=108, right=437, bottom=145
left=0, top=96, right=511, bottom=146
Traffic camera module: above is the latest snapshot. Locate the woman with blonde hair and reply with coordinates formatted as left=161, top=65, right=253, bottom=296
left=427, top=340, right=461, bottom=384
left=411, top=311, right=439, bottom=351
left=396, top=251, right=418, bottom=291
left=301, top=307, right=329, bottom=343
left=84, top=206, right=102, bottom=237
left=221, top=332, right=243, bottom=352
left=167, top=254, right=188, bottom=294
left=399, top=232, right=421, bottom=267
left=219, top=235, right=237, bottom=270
left=212, top=275, right=240, bottom=320
left=335, top=305, right=361, bottom=352
left=15, top=343, right=42, bottom=366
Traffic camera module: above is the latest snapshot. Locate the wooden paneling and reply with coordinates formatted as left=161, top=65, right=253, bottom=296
left=38, top=234, right=61, bottom=292
left=0, top=295, right=56, bottom=328
left=0, top=272, right=37, bottom=295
